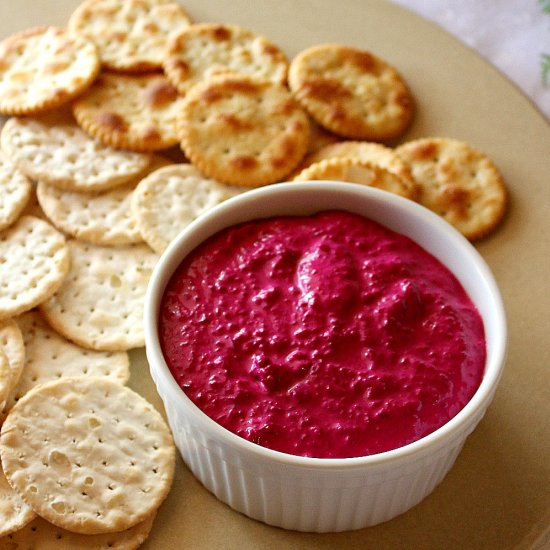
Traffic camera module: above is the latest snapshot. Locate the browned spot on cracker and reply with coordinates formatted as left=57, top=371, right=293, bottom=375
left=210, top=26, right=232, bottom=41
left=271, top=99, right=298, bottom=117
left=441, top=185, right=470, bottom=217
left=301, top=79, right=352, bottom=102
left=412, top=142, right=438, bottom=160
left=109, top=31, right=127, bottom=43
left=144, top=22, right=159, bottom=33
left=217, top=113, right=253, bottom=131
left=343, top=48, right=376, bottom=73
left=142, top=80, right=178, bottom=108
left=96, top=112, right=128, bottom=133
left=143, top=127, right=162, bottom=142
left=270, top=136, right=297, bottom=169
left=231, top=155, right=258, bottom=170
left=263, top=43, right=281, bottom=57
left=225, top=79, right=261, bottom=95
left=200, top=88, right=223, bottom=104
left=44, top=61, right=70, bottom=74
left=171, top=59, right=189, bottom=76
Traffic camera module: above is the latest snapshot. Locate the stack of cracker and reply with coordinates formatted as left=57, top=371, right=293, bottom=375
left=0, top=0, right=509, bottom=546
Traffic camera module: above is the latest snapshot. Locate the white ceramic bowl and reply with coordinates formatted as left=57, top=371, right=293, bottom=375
left=144, top=181, right=507, bottom=532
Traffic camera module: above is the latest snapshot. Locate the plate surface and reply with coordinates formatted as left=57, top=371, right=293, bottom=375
left=1, top=1, right=549, bottom=549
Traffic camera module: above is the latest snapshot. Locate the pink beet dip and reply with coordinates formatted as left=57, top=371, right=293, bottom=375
left=159, top=210, right=486, bottom=459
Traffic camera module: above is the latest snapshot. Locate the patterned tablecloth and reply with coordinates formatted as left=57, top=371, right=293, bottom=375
left=391, top=0, right=550, bottom=120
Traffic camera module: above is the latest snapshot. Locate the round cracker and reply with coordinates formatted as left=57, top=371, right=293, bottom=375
left=0, top=26, right=99, bottom=115
left=35, top=155, right=172, bottom=247
left=39, top=240, right=157, bottom=351
left=0, top=458, right=36, bottom=537
left=132, top=164, right=242, bottom=253
left=69, top=0, right=192, bottom=73
left=288, top=44, right=413, bottom=140
left=3, top=513, right=156, bottom=550
left=294, top=157, right=416, bottom=199
left=0, top=318, right=25, bottom=410
left=163, top=23, right=288, bottom=94
left=179, top=74, right=310, bottom=186
left=0, top=151, right=32, bottom=231
left=73, top=73, right=186, bottom=152
left=0, top=110, right=152, bottom=192
left=395, top=137, right=508, bottom=240
left=0, top=216, right=69, bottom=321
left=0, top=377, right=175, bottom=535
left=299, top=140, right=418, bottom=199
left=1, top=311, right=128, bottom=418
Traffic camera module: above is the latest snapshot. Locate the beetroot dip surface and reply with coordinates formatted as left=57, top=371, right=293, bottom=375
left=159, top=210, right=486, bottom=458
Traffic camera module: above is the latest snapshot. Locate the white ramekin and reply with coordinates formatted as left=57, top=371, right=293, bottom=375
left=144, top=182, right=507, bottom=532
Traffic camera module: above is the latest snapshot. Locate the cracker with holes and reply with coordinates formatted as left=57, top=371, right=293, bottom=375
left=3, top=513, right=156, bottom=549
left=73, top=73, right=186, bottom=152
left=0, top=318, right=25, bottom=410
left=0, top=110, right=152, bottom=192
left=0, top=26, right=99, bottom=115
left=288, top=44, right=413, bottom=140
left=0, top=459, right=36, bottom=537
left=294, top=157, right=416, bottom=200
left=299, top=140, right=418, bottom=199
left=395, top=137, right=508, bottom=240
left=179, top=74, right=310, bottom=186
left=132, top=164, right=242, bottom=253
left=0, top=216, right=69, bottom=321
left=40, top=240, right=157, bottom=351
left=36, top=155, right=172, bottom=247
left=69, top=0, right=192, bottom=73
left=0, top=377, right=175, bottom=535
left=0, top=152, right=32, bottom=231
left=163, top=23, right=288, bottom=94
left=1, top=311, right=128, bottom=419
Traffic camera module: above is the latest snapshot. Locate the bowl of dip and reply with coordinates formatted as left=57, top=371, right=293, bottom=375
left=144, top=181, right=507, bottom=532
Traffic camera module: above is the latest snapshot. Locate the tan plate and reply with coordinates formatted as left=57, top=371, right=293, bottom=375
left=2, top=1, right=550, bottom=549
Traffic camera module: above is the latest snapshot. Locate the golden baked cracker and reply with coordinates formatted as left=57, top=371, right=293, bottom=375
left=0, top=26, right=99, bottom=115
left=0, top=216, right=69, bottom=321
left=0, top=318, right=25, bottom=411
left=3, top=513, right=156, bottom=549
left=179, top=74, right=310, bottom=186
left=294, top=157, right=416, bottom=200
left=1, top=311, right=128, bottom=417
left=0, top=459, right=36, bottom=537
left=288, top=44, right=413, bottom=140
left=132, top=164, right=242, bottom=253
left=69, top=0, right=191, bottom=73
left=73, top=73, right=186, bottom=152
left=1, top=110, right=152, bottom=192
left=0, top=151, right=32, bottom=231
left=395, top=137, right=508, bottom=240
left=0, top=377, right=175, bottom=535
left=299, top=140, right=418, bottom=199
left=39, top=240, right=157, bottom=352
left=163, top=23, right=288, bottom=94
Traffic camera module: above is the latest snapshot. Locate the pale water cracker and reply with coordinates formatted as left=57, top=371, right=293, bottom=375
left=288, top=44, right=413, bottom=140
left=395, top=137, right=508, bottom=240
left=35, top=155, right=172, bottom=247
left=73, top=73, right=186, bottom=152
left=1, top=311, right=129, bottom=419
left=132, top=164, right=242, bottom=253
left=179, top=74, right=310, bottom=186
left=294, top=157, right=416, bottom=200
left=163, top=23, right=288, bottom=94
left=0, top=216, right=69, bottom=321
left=0, top=152, right=32, bottom=231
left=3, top=513, right=156, bottom=549
left=0, top=348, right=10, bottom=412
left=0, top=377, right=175, bottom=535
left=0, top=318, right=25, bottom=411
left=69, top=0, right=192, bottom=73
left=40, top=240, right=157, bottom=351
left=0, top=458, right=36, bottom=537
left=0, top=26, right=99, bottom=115
left=299, top=140, right=418, bottom=199
left=0, top=110, right=152, bottom=192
